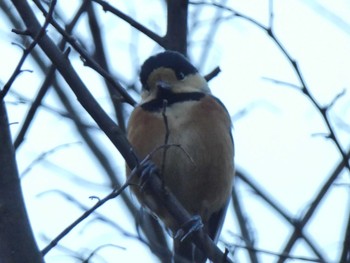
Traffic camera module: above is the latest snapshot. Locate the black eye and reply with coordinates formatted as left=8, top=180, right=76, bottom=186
left=177, top=72, right=185, bottom=80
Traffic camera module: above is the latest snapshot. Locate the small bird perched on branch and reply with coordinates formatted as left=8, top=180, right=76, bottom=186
left=127, top=50, right=234, bottom=262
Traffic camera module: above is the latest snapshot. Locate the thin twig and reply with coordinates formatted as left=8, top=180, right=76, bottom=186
left=32, top=0, right=136, bottom=106
left=339, top=206, right=350, bottom=262
left=236, top=171, right=327, bottom=261
left=84, top=244, right=126, bottom=262
left=14, top=65, right=56, bottom=149
left=190, top=3, right=349, bottom=261
left=0, top=0, right=57, bottom=101
left=225, top=242, right=324, bottom=262
left=37, top=190, right=126, bottom=233
left=21, top=142, right=81, bottom=177
left=41, top=155, right=149, bottom=255
left=262, top=77, right=301, bottom=90
left=86, top=2, right=127, bottom=132
left=231, top=189, right=259, bottom=263
left=268, top=0, right=274, bottom=29
left=326, top=88, right=346, bottom=109
left=205, top=66, right=221, bottom=81
left=196, top=0, right=228, bottom=71
left=276, top=148, right=350, bottom=263
left=90, top=0, right=164, bottom=46
left=191, top=1, right=349, bottom=170
left=14, top=0, right=88, bottom=150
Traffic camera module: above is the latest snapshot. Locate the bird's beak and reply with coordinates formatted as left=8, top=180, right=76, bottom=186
left=156, top=80, right=172, bottom=90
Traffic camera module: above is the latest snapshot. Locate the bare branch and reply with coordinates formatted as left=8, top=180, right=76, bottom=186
left=91, top=0, right=164, bottom=46
left=190, top=1, right=350, bottom=174
left=262, top=76, right=302, bottom=91
left=340, top=209, right=350, bottom=262
left=41, top=157, right=141, bottom=255
left=231, top=189, right=259, bottom=263
left=205, top=66, right=221, bottom=81
left=20, top=142, right=81, bottom=177
left=13, top=1, right=87, bottom=150
left=84, top=244, right=126, bottom=262
left=0, top=101, right=44, bottom=262
left=38, top=190, right=127, bottom=235
left=236, top=171, right=327, bottom=261
left=326, top=88, right=346, bottom=110
left=14, top=65, right=56, bottom=149
left=196, top=0, right=228, bottom=71
left=276, top=147, right=350, bottom=263
left=189, top=1, right=269, bottom=31
left=0, top=0, right=57, bottom=101
left=11, top=28, right=30, bottom=35
left=86, top=2, right=127, bottom=132
left=165, top=0, right=189, bottom=54
left=268, top=0, right=274, bottom=30
left=32, top=0, right=136, bottom=106
left=225, top=242, right=323, bottom=262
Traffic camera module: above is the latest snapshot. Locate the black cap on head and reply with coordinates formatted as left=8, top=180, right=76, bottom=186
left=140, top=51, right=198, bottom=88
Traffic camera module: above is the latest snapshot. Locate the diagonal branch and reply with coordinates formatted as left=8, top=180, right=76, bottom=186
left=190, top=2, right=349, bottom=261
left=231, top=188, right=259, bottom=263
left=41, top=159, right=143, bottom=255
left=276, top=147, right=350, bottom=263
left=32, top=0, right=136, bottom=106
left=340, top=205, right=350, bottom=263
left=13, top=0, right=136, bottom=166
left=236, top=171, right=327, bottom=262
left=189, top=2, right=349, bottom=171
left=7, top=1, right=166, bottom=258
left=0, top=0, right=56, bottom=101
left=12, top=2, right=233, bottom=261
left=91, top=0, right=164, bottom=46
left=86, top=2, right=127, bottom=132
left=14, top=0, right=89, bottom=149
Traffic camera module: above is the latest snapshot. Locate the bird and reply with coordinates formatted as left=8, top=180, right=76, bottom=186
left=126, top=50, right=234, bottom=262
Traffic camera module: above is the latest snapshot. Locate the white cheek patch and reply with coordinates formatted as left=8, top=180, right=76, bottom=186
left=174, top=74, right=211, bottom=94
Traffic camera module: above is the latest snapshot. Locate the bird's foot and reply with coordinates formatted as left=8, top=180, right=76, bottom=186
left=175, top=215, right=204, bottom=242
left=138, top=160, right=158, bottom=189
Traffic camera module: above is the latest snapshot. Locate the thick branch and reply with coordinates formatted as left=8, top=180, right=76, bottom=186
left=165, top=0, right=189, bottom=54
left=0, top=101, right=44, bottom=263
left=12, top=0, right=136, bottom=167
left=12, top=1, right=231, bottom=261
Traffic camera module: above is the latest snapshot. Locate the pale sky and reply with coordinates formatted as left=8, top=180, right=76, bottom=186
left=1, top=0, right=349, bottom=262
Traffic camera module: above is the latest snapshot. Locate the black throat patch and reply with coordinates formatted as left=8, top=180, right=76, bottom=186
left=141, top=89, right=205, bottom=112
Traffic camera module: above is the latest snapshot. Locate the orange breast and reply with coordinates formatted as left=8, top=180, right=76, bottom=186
left=127, top=96, right=234, bottom=224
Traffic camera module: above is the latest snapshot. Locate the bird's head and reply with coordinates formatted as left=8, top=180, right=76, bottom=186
left=139, top=51, right=210, bottom=102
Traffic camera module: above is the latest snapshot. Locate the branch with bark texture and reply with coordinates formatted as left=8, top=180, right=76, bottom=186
left=11, top=0, right=232, bottom=261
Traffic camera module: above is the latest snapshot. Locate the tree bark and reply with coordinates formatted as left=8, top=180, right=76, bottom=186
left=0, top=101, right=44, bottom=263
left=166, top=0, right=188, bottom=55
